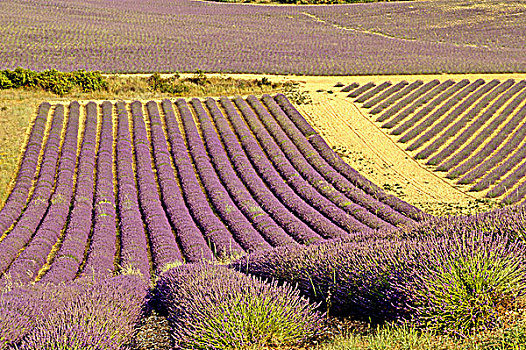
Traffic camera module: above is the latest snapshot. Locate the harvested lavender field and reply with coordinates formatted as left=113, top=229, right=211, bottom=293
left=0, top=0, right=525, bottom=74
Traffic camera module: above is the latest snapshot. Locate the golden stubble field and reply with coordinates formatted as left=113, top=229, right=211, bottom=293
left=3, top=72, right=526, bottom=216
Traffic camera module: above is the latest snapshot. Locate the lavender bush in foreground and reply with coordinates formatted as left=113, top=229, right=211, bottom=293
left=157, top=263, right=323, bottom=349
left=18, top=274, right=148, bottom=350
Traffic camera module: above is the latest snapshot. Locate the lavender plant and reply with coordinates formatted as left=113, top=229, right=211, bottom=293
left=363, top=81, right=408, bottom=109
left=355, top=82, right=392, bottom=103
left=157, top=263, right=323, bottom=349
left=369, top=80, right=422, bottom=115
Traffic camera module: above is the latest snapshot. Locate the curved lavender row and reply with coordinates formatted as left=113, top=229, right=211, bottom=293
left=82, top=101, right=117, bottom=279
left=453, top=90, right=526, bottom=182
left=273, top=93, right=426, bottom=222
left=470, top=124, right=526, bottom=191
left=380, top=80, right=452, bottom=126
left=408, top=79, right=497, bottom=152
left=249, top=96, right=390, bottom=231
left=437, top=81, right=526, bottom=172
left=0, top=103, right=50, bottom=234
left=355, top=81, right=392, bottom=104
left=161, top=100, right=242, bottom=259
left=487, top=160, right=526, bottom=199
left=207, top=98, right=322, bottom=245
left=341, top=82, right=359, bottom=93
left=389, top=79, right=468, bottom=134
left=348, top=82, right=375, bottom=98
left=41, top=102, right=97, bottom=284
left=363, top=81, right=408, bottom=109
left=5, top=102, right=80, bottom=285
left=146, top=102, right=214, bottom=263
left=242, top=96, right=368, bottom=233
left=130, top=101, right=183, bottom=274
left=473, top=143, right=526, bottom=192
left=191, top=99, right=296, bottom=247
left=0, top=105, right=64, bottom=277
left=114, top=101, right=151, bottom=279
left=421, top=79, right=515, bottom=163
left=502, top=179, right=526, bottom=204
left=370, top=80, right=423, bottom=115
left=222, top=97, right=348, bottom=239
left=260, top=95, right=405, bottom=229
left=399, top=79, right=484, bottom=143
left=176, top=99, right=271, bottom=252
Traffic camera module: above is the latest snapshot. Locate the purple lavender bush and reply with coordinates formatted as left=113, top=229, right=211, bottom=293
left=14, top=274, right=148, bottom=350
left=157, top=263, right=323, bottom=349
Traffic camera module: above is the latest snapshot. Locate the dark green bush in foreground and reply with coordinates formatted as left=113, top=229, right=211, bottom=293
left=0, top=67, right=107, bottom=96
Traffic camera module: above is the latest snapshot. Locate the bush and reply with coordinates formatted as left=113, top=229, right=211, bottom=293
left=1, top=275, right=148, bottom=350
left=156, top=263, right=323, bottom=349
left=398, top=232, right=526, bottom=337
left=0, top=67, right=107, bottom=96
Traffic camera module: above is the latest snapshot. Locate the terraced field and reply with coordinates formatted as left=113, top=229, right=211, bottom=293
left=338, top=77, right=526, bottom=205
left=0, top=95, right=423, bottom=286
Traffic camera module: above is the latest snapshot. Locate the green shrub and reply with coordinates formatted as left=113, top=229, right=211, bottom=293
left=0, top=67, right=107, bottom=96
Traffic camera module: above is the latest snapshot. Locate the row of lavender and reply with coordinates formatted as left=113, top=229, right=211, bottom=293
left=341, top=79, right=526, bottom=203
left=0, top=95, right=422, bottom=285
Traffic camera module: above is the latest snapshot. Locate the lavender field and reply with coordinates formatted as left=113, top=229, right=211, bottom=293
left=0, top=0, right=525, bottom=74
left=345, top=78, right=526, bottom=204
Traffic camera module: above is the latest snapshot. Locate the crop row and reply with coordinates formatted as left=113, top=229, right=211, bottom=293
left=0, top=96, right=423, bottom=285
left=353, top=78, right=526, bottom=203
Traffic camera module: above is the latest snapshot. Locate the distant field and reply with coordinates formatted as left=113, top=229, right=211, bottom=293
left=0, top=0, right=524, bottom=74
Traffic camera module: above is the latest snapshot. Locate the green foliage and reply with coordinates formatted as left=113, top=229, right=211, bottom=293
left=404, top=233, right=526, bottom=337
left=0, top=67, right=107, bottom=96
left=147, top=72, right=189, bottom=94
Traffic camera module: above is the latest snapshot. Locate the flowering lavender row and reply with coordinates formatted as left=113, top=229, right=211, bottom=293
left=40, top=102, right=97, bottom=284
left=341, top=82, right=359, bottom=93
left=437, top=80, right=526, bottom=172
left=222, top=97, right=348, bottom=239
left=146, top=102, right=214, bottom=263
left=451, top=89, right=526, bottom=181
left=5, top=102, right=80, bottom=285
left=408, top=79, right=498, bottom=153
left=369, top=80, right=422, bottom=115
left=398, top=79, right=483, bottom=142
left=390, top=80, right=469, bottom=135
left=191, top=98, right=296, bottom=248
left=473, top=143, right=526, bottom=193
left=348, top=82, right=376, bottom=98
left=130, top=101, right=183, bottom=274
left=355, top=82, right=392, bottom=104
left=177, top=99, right=271, bottom=253
left=0, top=106, right=64, bottom=278
left=363, top=81, right=408, bottom=109
left=238, top=97, right=363, bottom=235
left=115, top=101, right=151, bottom=279
left=82, top=101, right=117, bottom=279
left=273, top=94, right=426, bottom=222
left=487, top=160, right=526, bottom=199
left=469, top=118, right=526, bottom=191
left=419, top=79, right=514, bottom=162
left=161, top=100, right=242, bottom=259
left=263, top=95, right=411, bottom=229
left=0, top=103, right=49, bottom=235
left=380, top=80, right=452, bottom=126
left=249, top=95, right=391, bottom=231
left=503, top=178, right=526, bottom=204
left=207, top=98, right=322, bottom=245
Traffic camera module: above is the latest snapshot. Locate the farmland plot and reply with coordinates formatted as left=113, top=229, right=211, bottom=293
left=341, top=77, right=526, bottom=205
left=0, top=95, right=422, bottom=285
